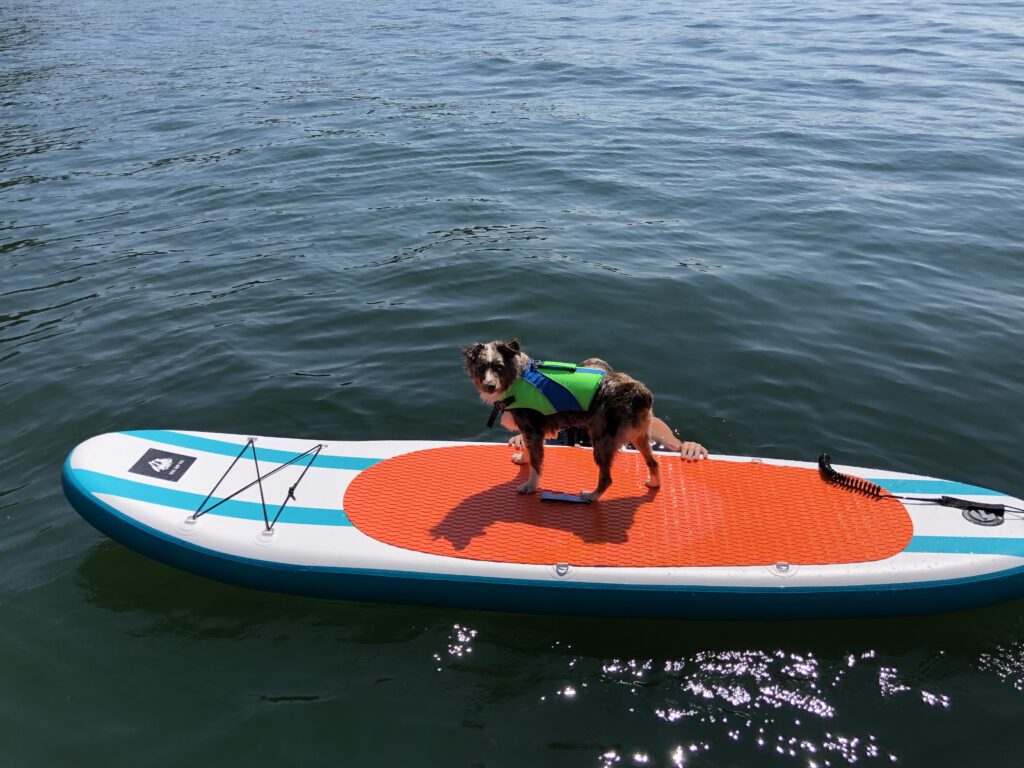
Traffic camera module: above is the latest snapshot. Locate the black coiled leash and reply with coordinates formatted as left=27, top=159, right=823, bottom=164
left=818, top=453, right=1021, bottom=522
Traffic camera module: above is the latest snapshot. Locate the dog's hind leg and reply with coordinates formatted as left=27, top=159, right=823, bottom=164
left=581, top=437, right=615, bottom=502
left=633, top=431, right=661, bottom=489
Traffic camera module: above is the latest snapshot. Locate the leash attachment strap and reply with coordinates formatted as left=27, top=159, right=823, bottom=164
left=486, top=396, right=516, bottom=428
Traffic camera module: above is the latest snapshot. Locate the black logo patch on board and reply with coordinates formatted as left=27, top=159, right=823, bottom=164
left=129, top=448, right=196, bottom=482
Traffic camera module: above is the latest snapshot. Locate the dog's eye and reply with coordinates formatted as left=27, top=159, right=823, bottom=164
left=493, top=364, right=504, bottom=373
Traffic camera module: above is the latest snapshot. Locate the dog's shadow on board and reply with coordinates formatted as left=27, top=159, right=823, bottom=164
left=428, top=467, right=656, bottom=551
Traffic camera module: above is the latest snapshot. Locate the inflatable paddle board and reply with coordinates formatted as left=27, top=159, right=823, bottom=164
left=62, top=430, right=1024, bottom=618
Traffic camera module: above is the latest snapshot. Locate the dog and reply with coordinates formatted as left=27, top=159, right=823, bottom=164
left=462, top=338, right=660, bottom=501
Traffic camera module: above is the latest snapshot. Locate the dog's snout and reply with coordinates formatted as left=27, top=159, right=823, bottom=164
left=483, top=382, right=498, bottom=393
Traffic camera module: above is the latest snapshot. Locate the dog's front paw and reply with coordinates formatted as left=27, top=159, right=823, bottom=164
left=580, top=490, right=600, bottom=503
left=645, top=474, right=661, bottom=489
left=517, top=480, right=537, bottom=494
left=511, top=452, right=529, bottom=465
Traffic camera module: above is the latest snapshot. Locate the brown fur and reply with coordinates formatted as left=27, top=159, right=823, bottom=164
left=462, top=339, right=660, bottom=501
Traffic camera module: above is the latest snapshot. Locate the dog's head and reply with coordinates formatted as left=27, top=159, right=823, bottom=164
left=462, top=338, right=526, bottom=403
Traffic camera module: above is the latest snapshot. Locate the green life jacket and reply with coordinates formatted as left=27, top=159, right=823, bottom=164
left=503, top=360, right=606, bottom=415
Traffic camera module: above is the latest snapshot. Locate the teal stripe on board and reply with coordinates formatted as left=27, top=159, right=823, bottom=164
left=124, top=430, right=379, bottom=471
left=72, top=468, right=351, bottom=527
left=905, top=536, right=1024, bottom=558
left=868, top=478, right=1002, bottom=496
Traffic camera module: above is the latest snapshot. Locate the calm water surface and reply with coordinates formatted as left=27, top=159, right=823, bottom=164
left=2, top=0, right=1023, bottom=765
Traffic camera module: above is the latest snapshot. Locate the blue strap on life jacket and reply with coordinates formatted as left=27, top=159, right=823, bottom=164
left=521, top=361, right=584, bottom=412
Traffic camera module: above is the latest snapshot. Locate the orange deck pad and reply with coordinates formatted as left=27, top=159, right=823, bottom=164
left=343, top=446, right=912, bottom=567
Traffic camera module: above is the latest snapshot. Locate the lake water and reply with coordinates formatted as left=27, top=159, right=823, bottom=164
left=2, top=0, right=1023, bottom=765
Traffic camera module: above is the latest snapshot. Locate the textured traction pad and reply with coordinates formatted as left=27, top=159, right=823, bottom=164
left=343, top=446, right=912, bottom=567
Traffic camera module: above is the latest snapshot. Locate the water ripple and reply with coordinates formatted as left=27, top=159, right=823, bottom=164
left=3, top=0, right=1024, bottom=764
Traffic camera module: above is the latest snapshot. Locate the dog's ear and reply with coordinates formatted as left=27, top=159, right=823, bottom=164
left=498, top=338, right=521, bottom=356
left=462, top=343, right=484, bottom=364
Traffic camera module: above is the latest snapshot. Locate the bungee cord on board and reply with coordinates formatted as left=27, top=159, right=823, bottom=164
left=191, top=438, right=324, bottom=531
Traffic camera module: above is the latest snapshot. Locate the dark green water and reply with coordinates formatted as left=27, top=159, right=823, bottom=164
left=3, top=0, right=1023, bottom=764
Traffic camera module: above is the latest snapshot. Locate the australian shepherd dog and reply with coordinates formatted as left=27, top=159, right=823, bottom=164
left=463, top=338, right=660, bottom=501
